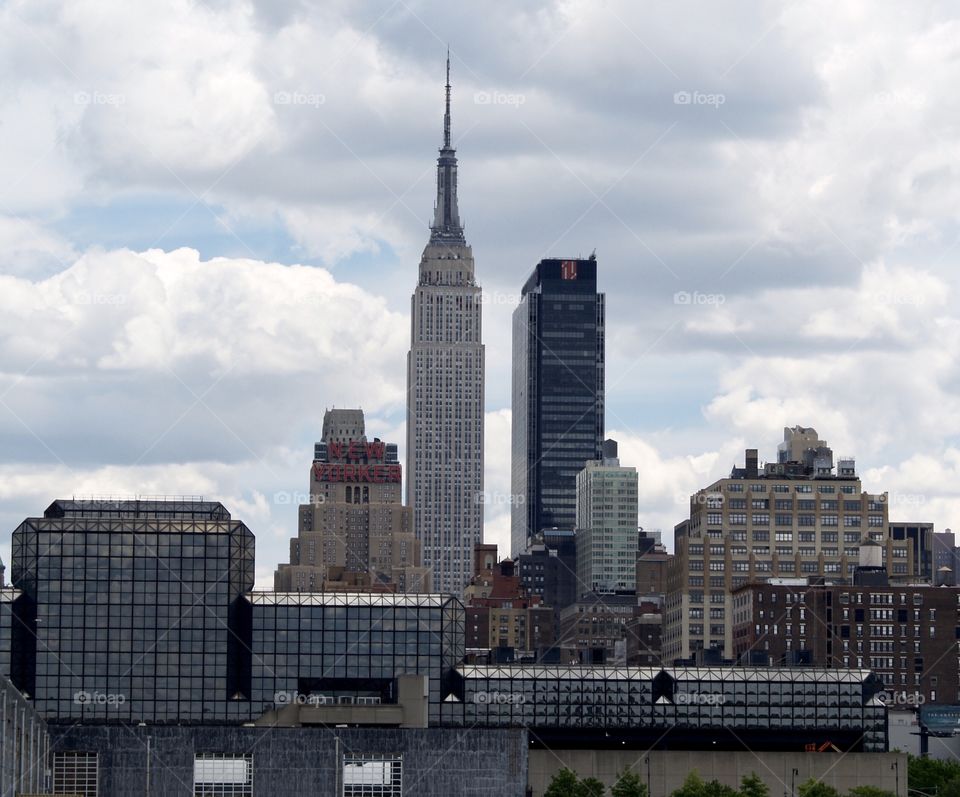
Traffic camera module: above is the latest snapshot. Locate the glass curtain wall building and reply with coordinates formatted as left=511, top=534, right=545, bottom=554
left=455, top=665, right=887, bottom=752
left=511, top=257, right=605, bottom=557
left=9, top=499, right=254, bottom=723
left=250, top=592, right=465, bottom=726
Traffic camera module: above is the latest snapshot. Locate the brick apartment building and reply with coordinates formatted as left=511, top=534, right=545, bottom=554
left=464, top=544, right=555, bottom=654
left=665, top=426, right=912, bottom=661
left=732, top=577, right=959, bottom=704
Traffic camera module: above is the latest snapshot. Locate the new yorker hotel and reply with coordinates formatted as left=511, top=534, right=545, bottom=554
left=664, top=427, right=911, bottom=662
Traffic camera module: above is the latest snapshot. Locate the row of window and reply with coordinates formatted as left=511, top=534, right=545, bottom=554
left=52, top=751, right=402, bottom=797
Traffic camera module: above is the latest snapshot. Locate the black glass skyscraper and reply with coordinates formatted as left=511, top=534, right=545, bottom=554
left=511, top=257, right=605, bottom=557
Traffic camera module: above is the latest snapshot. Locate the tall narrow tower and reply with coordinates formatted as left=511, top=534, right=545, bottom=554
left=511, top=257, right=605, bottom=557
left=406, top=53, right=485, bottom=596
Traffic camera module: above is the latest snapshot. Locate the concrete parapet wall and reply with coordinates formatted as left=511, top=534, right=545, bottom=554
left=528, top=750, right=907, bottom=797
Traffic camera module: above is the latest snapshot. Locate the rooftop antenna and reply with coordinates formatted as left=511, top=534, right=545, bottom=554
left=443, top=46, right=451, bottom=149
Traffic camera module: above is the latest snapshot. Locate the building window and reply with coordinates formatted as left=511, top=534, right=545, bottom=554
left=53, top=751, right=99, bottom=797
left=194, top=754, right=253, bottom=796
left=343, top=754, right=403, bottom=797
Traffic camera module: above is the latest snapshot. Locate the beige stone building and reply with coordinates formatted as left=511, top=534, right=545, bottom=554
left=406, top=59, right=484, bottom=596
left=274, top=409, right=431, bottom=593
left=663, top=427, right=912, bottom=662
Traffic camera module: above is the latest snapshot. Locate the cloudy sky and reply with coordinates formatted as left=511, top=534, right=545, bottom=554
left=1, top=0, right=959, bottom=587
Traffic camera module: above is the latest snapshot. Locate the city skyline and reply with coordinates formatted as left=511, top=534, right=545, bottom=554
left=1, top=2, right=959, bottom=590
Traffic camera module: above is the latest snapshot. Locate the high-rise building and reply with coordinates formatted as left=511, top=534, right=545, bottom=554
left=275, top=409, right=431, bottom=593
left=511, top=256, right=605, bottom=556
left=663, top=429, right=910, bottom=663
left=575, top=439, right=638, bottom=596
left=406, top=55, right=484, bottom=596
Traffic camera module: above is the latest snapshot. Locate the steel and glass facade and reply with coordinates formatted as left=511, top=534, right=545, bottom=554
left=9, top=499, right=254, bottom=723
left=455, top=665, right=887, bottom=752
left=250, top=592, right=464, bottom=725
left=0, top=498, right=890, bottom=754
left=511, top=257, right=605, bottom=556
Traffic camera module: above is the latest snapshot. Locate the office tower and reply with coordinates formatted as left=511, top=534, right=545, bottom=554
left=275, top=409, right=431, bottom=593
left=8, top=499, right=254, bottom=723
left=511, top=256, right=605, bottom=556
left=406, top=55, right=484, bottom=596
left=663, top=430, right=911, bottom=662
left=575, top=439, right=638, bottom=596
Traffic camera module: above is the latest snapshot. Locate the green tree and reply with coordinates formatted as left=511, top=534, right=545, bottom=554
left=847, top=787, right=895, bottom=797
left=797, top=779, right=841, bottom=797
left=546, top=769, right=582, bottom=797
left=577, top=777, right=607, bottom=797
left=703, top=779, right=740, bottom=797
left=941, top=777, right=960, bottom=797
left=740, top=772, right=770, bottom=797
left=611, top=769, right=649, bottom=797
left=909, top=756, right=960, bottom=797
left=672, top=771, right=707, bottom=797
left=669, top=771, right=741, bottom=797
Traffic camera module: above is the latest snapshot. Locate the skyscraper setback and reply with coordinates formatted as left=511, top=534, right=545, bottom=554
left=406, top=56, right=484, bottom=596
left=274, top=408, right=431, bottom=594
left=511, top=257, right=605, bottom=557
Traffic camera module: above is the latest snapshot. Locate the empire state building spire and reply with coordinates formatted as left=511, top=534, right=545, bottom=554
left=430, top=48, right=464, bottom=244
left=408, top=47, right=484, bottom=597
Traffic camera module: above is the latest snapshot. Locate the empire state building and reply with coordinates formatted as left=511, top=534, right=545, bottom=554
left=406, top=55, right=484, bottom=596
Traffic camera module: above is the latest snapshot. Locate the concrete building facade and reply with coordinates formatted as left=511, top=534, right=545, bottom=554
left=0, top=677, right=49, bottom=797
left=406, top=57, right=484, bottom=596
